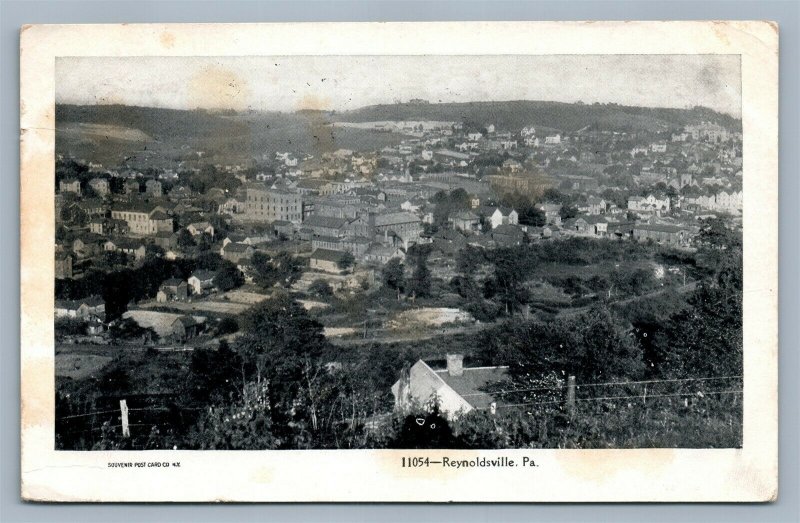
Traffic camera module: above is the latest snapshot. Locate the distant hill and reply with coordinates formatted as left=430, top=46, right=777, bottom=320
left=331, top=100, right=742, bottom=134
left=55, top=104, right=406, bottom=166
left=55, top=101, right=741, bottom=167
left=56, top=104, right=247, bottom=141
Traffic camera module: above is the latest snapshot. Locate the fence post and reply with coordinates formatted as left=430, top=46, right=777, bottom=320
left=120, top=399, right=130, bottom=438
left=566, top=375, right=576, bottom=416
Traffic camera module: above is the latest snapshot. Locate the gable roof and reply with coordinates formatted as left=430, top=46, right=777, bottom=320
left=310, top=248, right=348, bottom=263
left=492, top=224, right=524, bottom=236
left=374, top=211, right=419, bottom=227
left=55, top=295, right=105, bottom=310
left=434, top=366, right=511, bottom=409
left=223, top=242, right=253, bottom=253
left=189, top=269, right=216, bottom=281
left=303, top=215, right=350, bottom=229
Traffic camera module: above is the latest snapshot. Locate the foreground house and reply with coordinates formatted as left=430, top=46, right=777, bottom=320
left=391, top=354, right=510, bottom=421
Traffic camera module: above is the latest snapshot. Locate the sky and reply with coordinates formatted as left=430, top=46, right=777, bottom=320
left=56, top=55, right=742, bottom=117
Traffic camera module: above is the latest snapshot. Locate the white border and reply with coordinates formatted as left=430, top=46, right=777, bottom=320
left=20, top=21, right=778, bottom=502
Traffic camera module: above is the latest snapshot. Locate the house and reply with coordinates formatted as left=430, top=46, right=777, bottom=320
left=89, top=218, right=128, bottom=236
left=502, top=159, right=523, bottom=173
left=72, top=234, right=105, bottom=259
left=537, top=203, right=563, bottom=226
left=188, top=270, right=216, bottom=295
left=55, top=253, right=73, bottom=279
left=391, top=354, right=511, bottom=421
left=529, top=225, right=557, bottom=240
left=272, top=220, right=295, bottom=238
left=103, top=238, right=147, bottom=260
left=156, top=278, right=189, bottom=303
left=54, top=295, right=105, bottom=320
left=309, top=248, right=351, bottom=274
left=544, top=134, right=561, bottom=145
left=86, top=317, right=105, bottom=335
left=88, top=177, right=110, bottom=196
left=585, top=197, right=607, bottom=215
left=633, top=224, right=692, bottom=246
left=584, top=216, right=609, bottom=237
left=171, top=316, right=204, bottom=341
left=627, top=194, right=670, bottom=213
left=187, top=221, right=214, bottom=237
left=218, top=197, right=242, bottom=215
left=450, top=211, right=481, bottom=233
left=562, top=217, right=590, bottom=235
left=302, top=215, right=350, bottom=238
left=73, top=199, right=107, bottom=218
left=110, top=202, right=173, bottom=236
left=371, top=212, right=423, bottom=247
left=169, top=185, right=193, bottom=201
left=363, top=243, right=406, bottom=264
left=59, top=179, right=81, bottom=195
left=434, top=149, right=472, bottom=167
left=491, top=224, right=526, bottom=246
left=124, top=179, right=140, bottom=194
left=220, top=242, right=254, bottom=263
left=145, top=179, right=163, bottom=197
left=607, top=221, right=636, bottom=239
left=153, top=231, right=180, bottom=251
left=479, top=206, right=519, bottom=229
left=312, top=235, right=371, bottom=258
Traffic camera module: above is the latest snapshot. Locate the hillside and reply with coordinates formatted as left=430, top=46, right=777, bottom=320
left=55, top=101, right=741, bottom=167
left=332, top=100, right=742, bottom=134
left=55, top=104, right=406, bottom=166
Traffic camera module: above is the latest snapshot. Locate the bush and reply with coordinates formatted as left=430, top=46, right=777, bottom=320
left=308, top=279, right=334, bottom=298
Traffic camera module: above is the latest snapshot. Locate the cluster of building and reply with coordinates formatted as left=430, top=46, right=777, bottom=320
left=54, top=115, right=742, bottom=340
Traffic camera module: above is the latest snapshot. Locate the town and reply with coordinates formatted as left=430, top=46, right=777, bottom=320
left=53, top=101, right=744, bottom=450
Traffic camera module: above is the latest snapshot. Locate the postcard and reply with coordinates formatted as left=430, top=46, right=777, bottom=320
left=20, top=21, right=778, bottom=502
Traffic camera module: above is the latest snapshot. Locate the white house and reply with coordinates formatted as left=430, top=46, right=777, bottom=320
left=628, top=194, right=671, bottom=213
left=187, top=222, right=215, bottom=237
left=481, top=206, right=519, bottom=229
left=188, top=270, right=216, bottom=295
left=391, top=355, right=510, bottom=421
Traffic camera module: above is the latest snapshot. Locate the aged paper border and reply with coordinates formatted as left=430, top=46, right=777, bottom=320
left=20, top=21, right=778, bottom=502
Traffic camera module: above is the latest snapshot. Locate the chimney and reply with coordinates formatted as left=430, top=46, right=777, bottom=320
left=446, top=354, right=464, bottom=377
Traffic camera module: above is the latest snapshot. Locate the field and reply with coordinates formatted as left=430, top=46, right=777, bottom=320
left=55, top=352, right=114, bottom=380
left=139, top=287, right=270, bottom=316
left=57, top=122, right=153, bottom=142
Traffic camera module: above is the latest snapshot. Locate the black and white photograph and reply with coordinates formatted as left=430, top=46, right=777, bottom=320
left=51, top=53, right=745, bottom=451
left=19, top=21, right=778, bottom=503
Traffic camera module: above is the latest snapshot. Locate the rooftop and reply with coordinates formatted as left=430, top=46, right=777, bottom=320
left=434, top=365, right=511, bottom=409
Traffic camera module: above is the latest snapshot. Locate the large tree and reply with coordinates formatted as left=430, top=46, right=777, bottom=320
left=382, top=258, right=406, bottom=298
left=235, top=292, right=330, bottom=439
